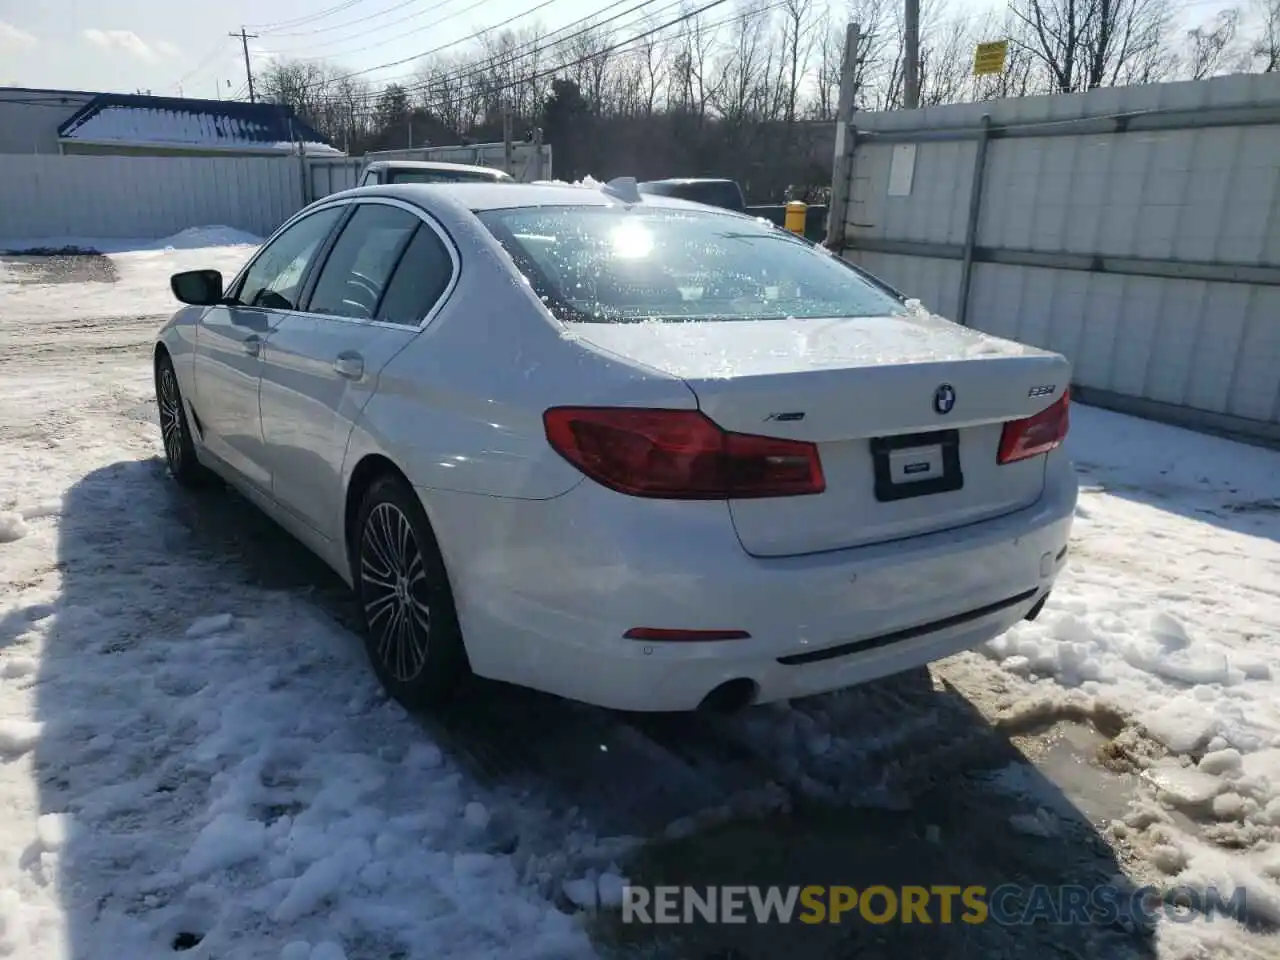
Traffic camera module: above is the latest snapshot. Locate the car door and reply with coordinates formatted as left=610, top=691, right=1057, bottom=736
left=258, top=198, right=458, bottom=541
left=192, top=205, right=346, bottom=491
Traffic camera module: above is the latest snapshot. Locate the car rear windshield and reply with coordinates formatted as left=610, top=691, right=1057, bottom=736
left=476, top=205, right=904, bottom=323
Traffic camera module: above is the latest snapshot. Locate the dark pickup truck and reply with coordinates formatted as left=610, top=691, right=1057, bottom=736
left=636, top=178, right=746, bottom=212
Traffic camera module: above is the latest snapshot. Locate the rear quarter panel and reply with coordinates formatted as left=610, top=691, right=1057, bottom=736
left=343, top=209, right=699, bottom=502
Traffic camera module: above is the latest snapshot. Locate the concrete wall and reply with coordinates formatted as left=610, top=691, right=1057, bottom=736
left=0, top=89, right=93, bottom=154
left=0, top=153, right=303, bottom=241
left=837, top=74, right=1280, bottom=441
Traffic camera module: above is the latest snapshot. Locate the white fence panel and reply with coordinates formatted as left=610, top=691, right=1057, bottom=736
left=838, top=74, right=1280, bottom=441
left=309, top=158, right=363, bottom=199
left=0, top=154, right=303, bottom=242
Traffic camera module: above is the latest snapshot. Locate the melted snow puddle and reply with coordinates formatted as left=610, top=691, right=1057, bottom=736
left=1001, top=721, right=1140, bottom=828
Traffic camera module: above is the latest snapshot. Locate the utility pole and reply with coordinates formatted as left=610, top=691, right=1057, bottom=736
left=903, top=0, right=919, bottom=108
left=229, top=27, right=259, bottom=103
left=824, top=22, right=860, bottom=252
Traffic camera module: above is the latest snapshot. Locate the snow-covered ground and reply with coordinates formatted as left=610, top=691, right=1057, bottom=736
left=0, top=229, right=1278, bottom=959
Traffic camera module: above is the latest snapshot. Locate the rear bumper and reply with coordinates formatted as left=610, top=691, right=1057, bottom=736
left=423, top=451, right=1078, bottom=712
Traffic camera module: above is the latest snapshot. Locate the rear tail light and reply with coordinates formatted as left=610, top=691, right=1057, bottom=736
left=542, top=407, right=825, bottom=499
left=998, top=390, right=1070, bottom=464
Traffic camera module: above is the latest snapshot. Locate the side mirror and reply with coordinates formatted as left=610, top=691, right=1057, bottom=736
left=170, top=269, right=224, bottom=306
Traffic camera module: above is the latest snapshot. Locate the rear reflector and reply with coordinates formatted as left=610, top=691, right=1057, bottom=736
left=997, top=390, right=1070, bottom=464
left=624, top=627, right=751, bottom=642
left=543, top=407, right=825, bottom=499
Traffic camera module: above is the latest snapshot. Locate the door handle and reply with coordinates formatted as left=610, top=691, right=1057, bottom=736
left=243, top=334, right=262, bottom=357
left=333, top=352, right=364, bottom=380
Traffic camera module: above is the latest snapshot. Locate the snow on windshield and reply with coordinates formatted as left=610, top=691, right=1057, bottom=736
left=477, top=206, right=904, bottom=324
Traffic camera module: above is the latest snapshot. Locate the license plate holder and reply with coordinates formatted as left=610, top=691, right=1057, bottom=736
left=870, top=429, right=963, bottom=502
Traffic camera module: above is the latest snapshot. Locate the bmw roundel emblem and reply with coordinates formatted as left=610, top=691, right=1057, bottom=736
left=933, top=383, right=956, bottom=415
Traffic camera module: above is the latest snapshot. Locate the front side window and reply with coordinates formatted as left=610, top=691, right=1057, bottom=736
left=306, top=204, right=421, bottom=320
left=238, top=207, right=344, bottom=311
left=476, top=206, right=903, bottom=324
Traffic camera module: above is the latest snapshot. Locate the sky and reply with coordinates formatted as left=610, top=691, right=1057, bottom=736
left=0, top=0, right=598, bottom=98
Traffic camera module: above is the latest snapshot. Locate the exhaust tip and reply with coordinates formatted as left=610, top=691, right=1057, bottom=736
left=697, top=678, right=759, bottom=714
left=1024, top=592, right=1050, bottom=622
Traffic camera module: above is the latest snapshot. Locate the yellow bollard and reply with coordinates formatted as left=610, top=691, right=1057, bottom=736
left=784, top=200, right=807, bottom=236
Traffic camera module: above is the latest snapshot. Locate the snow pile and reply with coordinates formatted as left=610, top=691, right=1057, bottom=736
left=0, top=231, right=261, bottom=323
left=1, top=227, right=261, bottom=258
left=152, top=225, right=263, bottom=250
left=0, top=371, right=595, bottom=958
left=975, top=403, right=1280, bottom=927
left=529, top=176, right=601, bottom=188
left=0, top=510, right=29, bottom=542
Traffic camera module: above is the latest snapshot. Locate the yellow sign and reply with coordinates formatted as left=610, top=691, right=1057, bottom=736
left=973, top=40, right=1008, bottom=76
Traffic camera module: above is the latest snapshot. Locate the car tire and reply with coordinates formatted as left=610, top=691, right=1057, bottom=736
left=155, top=352, right=210, bottom=488
left=352, top=474, right=470, bottom=710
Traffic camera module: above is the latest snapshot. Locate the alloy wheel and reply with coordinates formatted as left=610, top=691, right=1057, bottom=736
left=360, top=501, right=432, bottom=682
left=158, top=365, right=185, bottom=472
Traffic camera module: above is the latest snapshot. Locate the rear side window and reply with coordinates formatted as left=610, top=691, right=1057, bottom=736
left=375, top=224, right=455, bottom=325
left=477, top=205, right=903, bottom=324
left=306, top=204, right=420, bottom=320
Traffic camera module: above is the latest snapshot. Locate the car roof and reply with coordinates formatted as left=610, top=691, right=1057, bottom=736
left=329, top=181, right=762, bottom=217
left=363, top=160, right=511, bottom=178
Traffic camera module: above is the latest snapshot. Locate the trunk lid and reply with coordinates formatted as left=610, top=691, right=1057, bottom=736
left=567, top=313, right=1072, bottom=557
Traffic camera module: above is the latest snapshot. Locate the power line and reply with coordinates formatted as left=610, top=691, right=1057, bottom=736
left=309, top=0, right=764, bottom=107
left=263, top=0, right=498, bottom=59
left=172, top=39, right=234, bottom=92
left=326, top=0, right=673, bottom=89
left=430, top=0, right=764, bottom=98
left=398, top=0, right=686, bottom=96
left=263, top=0, right=448, bottom=38
left=245, top=0, right=372, bottom=32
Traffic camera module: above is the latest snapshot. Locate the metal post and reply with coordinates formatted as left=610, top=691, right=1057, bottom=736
left=533, top=127, right=544, bottom=180
left=825, top=22, right=861, bottom=252
left=956, top=114, right=991, bottom=328
left=904, top=0, right=919, bottom=108
left=289, top=116, right=309, bottom=208
left=502, top=107, right=514, bottom=177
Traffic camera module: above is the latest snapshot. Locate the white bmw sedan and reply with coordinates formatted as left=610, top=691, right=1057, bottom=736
left=155, top=179, right=1077, bottom=713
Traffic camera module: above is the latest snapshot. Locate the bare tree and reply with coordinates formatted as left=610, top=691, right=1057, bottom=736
left=669, top=5, right=723, bottom=118
left=917, top=0, right=975, bottom=104
left=1250, top=0, right=1280, bottom=71
left=1010, top=0, right=1175, bottom=91
left=632, top=16, right=669, bottom=114
left=1183, top=8, right=1243, bottom=79
left=779, top=0, right=817, bottom=123
left=712, top=1, right=772, bottom=123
